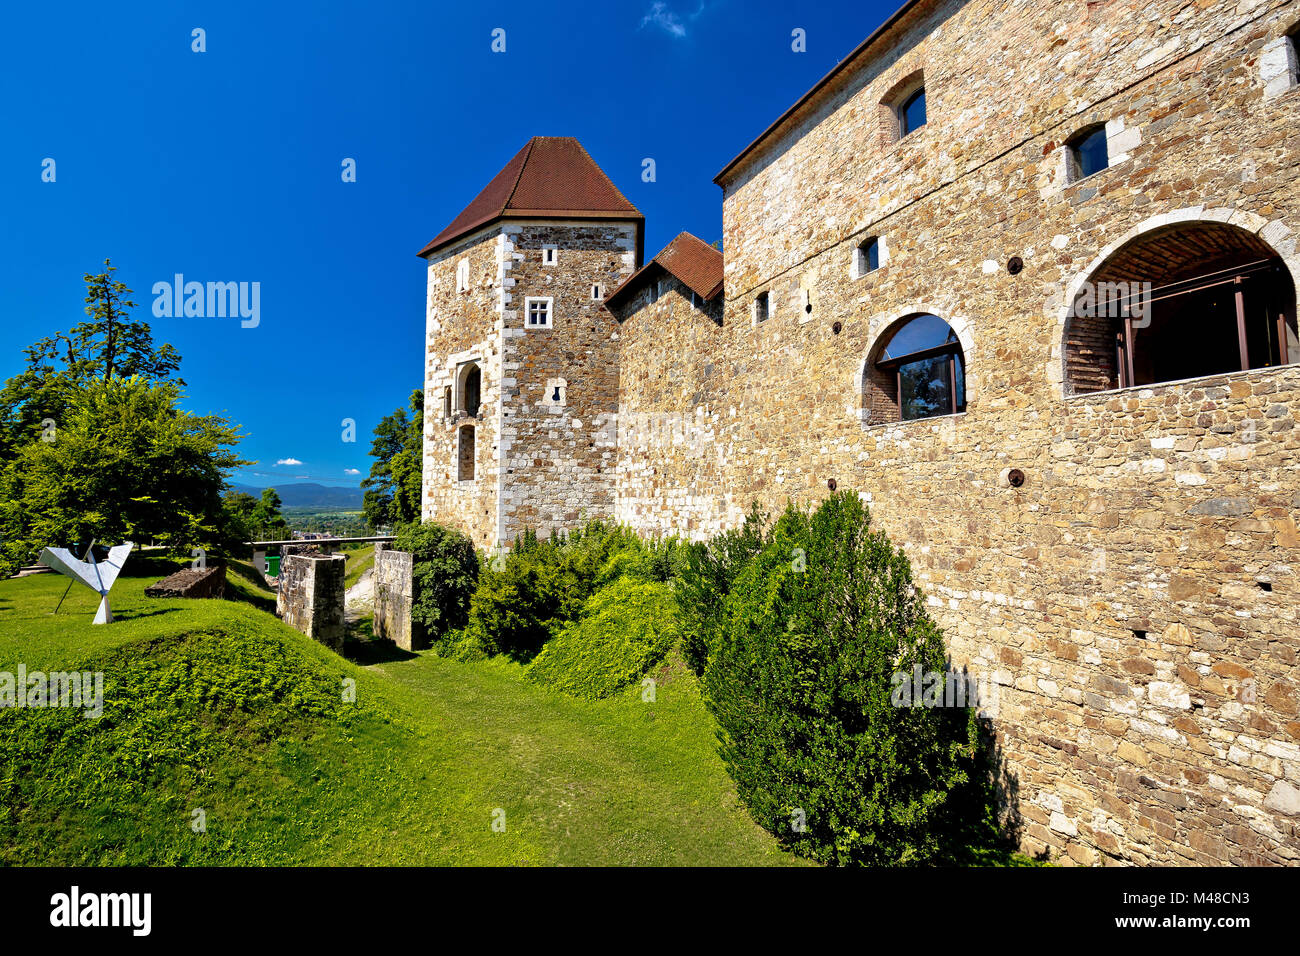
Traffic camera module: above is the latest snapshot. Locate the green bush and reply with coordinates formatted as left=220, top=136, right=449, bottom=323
left=703, top=491, right=976, bottom=866
left=459, top=521, right=665, bottom=661
left=526, top=579, right=680, bottom=699
left=674, top=504, right=768, bottom=676
left=392, top=521, right=479, bottom=641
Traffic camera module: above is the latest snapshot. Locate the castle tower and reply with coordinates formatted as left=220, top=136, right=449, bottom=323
left=417, top=137, right=642, bottom=551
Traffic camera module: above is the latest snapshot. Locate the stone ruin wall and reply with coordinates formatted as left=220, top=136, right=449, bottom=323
left=606, top=0, right=1300, bottom=864
left=276, top=554, right=346, bottom=653
left=372, top=544, right=425, bottom=651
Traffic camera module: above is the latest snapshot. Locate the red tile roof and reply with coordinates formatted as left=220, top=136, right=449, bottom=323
left=604, top=232, right=723, bottom=312
left=417, top=137, right=643, bottom=258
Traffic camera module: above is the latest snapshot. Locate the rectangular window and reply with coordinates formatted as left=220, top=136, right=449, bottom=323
left=542, top=245, right=558, bottom=266
left=857, top=238, right=881, bottom=276
left=456, top=258, right=470, bottom=293
left=648, top=282, right=660, bottom=305
left=754, top=291, right=770, bottom=323
left=1290, top=30, right=1300, bottom=85
left=525, top=296, right=553, bottom=329
left=591, top=283, right=604, bottom=301
left=1068, top=126, right=1110, bottom=182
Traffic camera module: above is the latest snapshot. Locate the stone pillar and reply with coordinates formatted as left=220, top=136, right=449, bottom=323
left=373, top=547, right=427, bottom=651
left=276, top=553, right=346, bottom=652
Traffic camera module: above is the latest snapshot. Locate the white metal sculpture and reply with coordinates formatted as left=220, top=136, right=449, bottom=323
left=39, top=542, right=135, bottom=624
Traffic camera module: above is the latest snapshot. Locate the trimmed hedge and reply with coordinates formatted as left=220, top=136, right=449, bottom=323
left=457, top=521, right=678, bottom=662
left=702, top=491, right=977, bottom=866
left=525, top=579, right=680, bottom=699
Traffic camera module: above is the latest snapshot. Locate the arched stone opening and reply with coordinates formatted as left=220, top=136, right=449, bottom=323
left=1063, top=219, right=1298, bottom=395
left=863, top=312, right=967, bottom=425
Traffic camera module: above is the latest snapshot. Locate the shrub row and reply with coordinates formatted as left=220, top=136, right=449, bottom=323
left=395, top=495, right=996, bottom=865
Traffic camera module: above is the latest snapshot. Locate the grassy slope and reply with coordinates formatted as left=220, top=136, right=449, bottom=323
left=343, top=544, right=374, bottom=590
left=0, top=561, right=799, bottom=866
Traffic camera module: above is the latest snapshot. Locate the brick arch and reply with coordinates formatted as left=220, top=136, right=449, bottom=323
left=858, top=307, right=974, bottom=425
left=1054, top=207, right=1300, bottom=396
left=878, top=68, right=926, bottom=144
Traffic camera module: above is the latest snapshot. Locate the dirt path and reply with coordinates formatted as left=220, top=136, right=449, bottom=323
left=344, top=566, right=374, bottom=624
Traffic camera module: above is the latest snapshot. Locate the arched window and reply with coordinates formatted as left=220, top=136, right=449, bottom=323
left=455, top=361, right=481, bottom=417
left=899, top=87, right=927, bottom=137
left=1067, top=125, right=1109, bottom=182
left=457, top=425, right=475, bottom=481
left=1063, top=221, right=1297, bottom=394
left=865, top=314, right=966, bottom=423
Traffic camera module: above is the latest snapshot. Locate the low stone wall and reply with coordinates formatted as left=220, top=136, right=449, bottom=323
left=372, top=544, right=427, bottom=651
left=144, top=564, right=226, bottom=599
left=276, top=554, right=345, bottom=653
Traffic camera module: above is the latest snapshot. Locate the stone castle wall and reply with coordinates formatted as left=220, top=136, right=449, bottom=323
left=608, top=0, right=1300, bottom=863
left=422, top=228, right=506, bottom=550
left=372, top=544, right=425, bottom=651
left=613, top=275, right=736, bottom=539
left=495, top=223, right=634, bottom=544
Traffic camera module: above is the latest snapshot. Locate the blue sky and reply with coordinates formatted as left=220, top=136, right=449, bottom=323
left=0, top=0, right=899, bottom=488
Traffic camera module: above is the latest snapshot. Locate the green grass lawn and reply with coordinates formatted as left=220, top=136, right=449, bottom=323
left=342, top=544, right=374, bottom=591
left=0, top=559, right=801, bottom=866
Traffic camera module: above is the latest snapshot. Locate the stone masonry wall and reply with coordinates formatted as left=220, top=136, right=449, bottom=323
left=372, top=544, right=425, bottom=651
left=495, top=222, right=634, bottom=545
left=610, top=0, right=1300, bottom=864
left=277, top=554, right=346, bottom=653
left=422, top=228, right=506, bottom=550
left=613, top=275, right=735, bottom=539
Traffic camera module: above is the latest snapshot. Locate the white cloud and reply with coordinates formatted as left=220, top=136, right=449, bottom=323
left=275, top=458, right=303, bottom=467
left=344, top=468, right=361, bottom=476
left=640, top=1, right=703, bottom=38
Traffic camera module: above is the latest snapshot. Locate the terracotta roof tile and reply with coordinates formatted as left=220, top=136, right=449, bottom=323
left=605, top=232, right=723, bottom=311
left=418, top=137, right=642, bottom=258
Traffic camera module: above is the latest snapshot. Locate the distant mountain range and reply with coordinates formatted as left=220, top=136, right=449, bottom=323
left=228, top=482, right=363, bottom=510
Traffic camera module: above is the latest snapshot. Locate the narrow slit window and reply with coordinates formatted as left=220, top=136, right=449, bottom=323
left=542, top=246, right=558, bottom=266
left=899, top=87, right=927, bottom=137
left=754, top=291, right=770, bottom=323
left=591, top=283, right=604, bottom=301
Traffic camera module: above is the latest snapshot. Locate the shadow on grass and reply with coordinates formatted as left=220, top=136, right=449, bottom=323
left=223, top=561, right=278, bottom=615
left=345, top=635, right=417, bottom=665
left=108, top=607, right=182, bottom=624
left=343, top=615, right=417, bottom=663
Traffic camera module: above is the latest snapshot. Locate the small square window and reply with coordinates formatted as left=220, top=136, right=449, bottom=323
left=542, top=245, right=558, bottom=266
left=1068, top=125, right=1110, bottom=182
left=754, top=291, right=770, bottom=323
left=857, top=238, right=881, bottom=276
left=591, top=283, right=604, bottom=301
left=525, top=296, right=553, bottom=329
